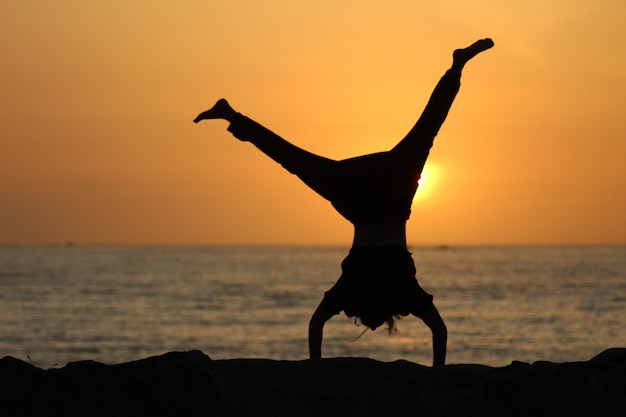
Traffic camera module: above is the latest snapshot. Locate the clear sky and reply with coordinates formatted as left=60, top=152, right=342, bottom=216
left=2, top=1, right=625, bottom=245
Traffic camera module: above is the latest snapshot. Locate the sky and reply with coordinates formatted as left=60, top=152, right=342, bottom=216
left=1, top=1, right=625, bottom=246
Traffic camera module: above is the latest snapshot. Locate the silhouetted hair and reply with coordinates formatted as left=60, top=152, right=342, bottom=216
left=344, top=282, right=402, bottom=335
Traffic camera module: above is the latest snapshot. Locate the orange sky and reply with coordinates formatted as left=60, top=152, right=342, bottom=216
left=1, top=1, right=625, bottom=245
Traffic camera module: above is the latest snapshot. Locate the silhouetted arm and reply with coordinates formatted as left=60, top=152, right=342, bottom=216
left=308, top=300, right=335, bottom=359
left=415, top=304, right=447, bottom=366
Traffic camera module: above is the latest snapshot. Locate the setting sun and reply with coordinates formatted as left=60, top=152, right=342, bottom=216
left=1, top=1, right=625, bottom=245
left=414, top=164, right=440, bottom=201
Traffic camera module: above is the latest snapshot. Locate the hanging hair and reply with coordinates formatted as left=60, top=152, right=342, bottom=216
left=344, top=282, right=402, bottom=335
left=353, top=314, right=402, bottom=335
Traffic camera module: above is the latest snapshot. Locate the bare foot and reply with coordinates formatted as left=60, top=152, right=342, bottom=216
left=452, top=38, right=494, bottom=69
left=194, top=99, right=236, bottom=123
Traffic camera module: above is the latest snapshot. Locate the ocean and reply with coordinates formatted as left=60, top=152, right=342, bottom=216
left=0, top=245, right=624, bottom=368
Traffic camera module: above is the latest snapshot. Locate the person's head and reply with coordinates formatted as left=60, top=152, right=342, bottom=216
left=344, top=282, right=401, bottom=334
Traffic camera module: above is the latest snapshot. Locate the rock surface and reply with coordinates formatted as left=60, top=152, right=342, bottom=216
left=1, top=349, right=625, bottom=416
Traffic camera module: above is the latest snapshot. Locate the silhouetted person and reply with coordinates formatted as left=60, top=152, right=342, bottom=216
left=195, top=38, right=494, bottom=366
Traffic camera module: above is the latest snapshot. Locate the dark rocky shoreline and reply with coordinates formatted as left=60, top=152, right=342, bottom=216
left=1, top=348, right=625, bottom=416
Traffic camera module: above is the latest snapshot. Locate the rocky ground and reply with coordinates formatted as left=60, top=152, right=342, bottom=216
left=1, top=348, right=625, bottom=416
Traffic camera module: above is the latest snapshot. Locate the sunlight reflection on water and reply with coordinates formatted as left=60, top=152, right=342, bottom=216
left=0, top=245, right=624, bottom=367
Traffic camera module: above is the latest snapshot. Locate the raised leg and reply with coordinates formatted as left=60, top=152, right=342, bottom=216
left=391, top=39, right=494, bottom=175
left=195, top=99, right=342, bottom=202
left=194, top=98, right=237, bottom=123
left=227, top=114, right=342, bottom=202
left=452, top=38, right=495, bottom=71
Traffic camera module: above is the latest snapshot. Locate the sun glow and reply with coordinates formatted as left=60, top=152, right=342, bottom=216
left=413, top=164, right=440, bottom=201
left=3, top=1, right=626, bottom=245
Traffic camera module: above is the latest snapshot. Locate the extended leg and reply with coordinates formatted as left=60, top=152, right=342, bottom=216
left=391, top=39, right=494, bottom=174
left=194, top=98, right=237, bottom=123
left=195, top=99, right=341, bottom=202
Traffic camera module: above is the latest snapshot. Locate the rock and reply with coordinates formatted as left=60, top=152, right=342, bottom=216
left=0, top=350, right=218, bottom=416
left=1, top=349, right=625, bottom=416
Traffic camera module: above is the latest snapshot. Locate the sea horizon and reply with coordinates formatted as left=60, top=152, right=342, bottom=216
left=1, top=244, right=624, bottom=367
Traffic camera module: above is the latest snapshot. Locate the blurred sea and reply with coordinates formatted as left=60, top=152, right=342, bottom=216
left=0, top=245, right=624, bottom=368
